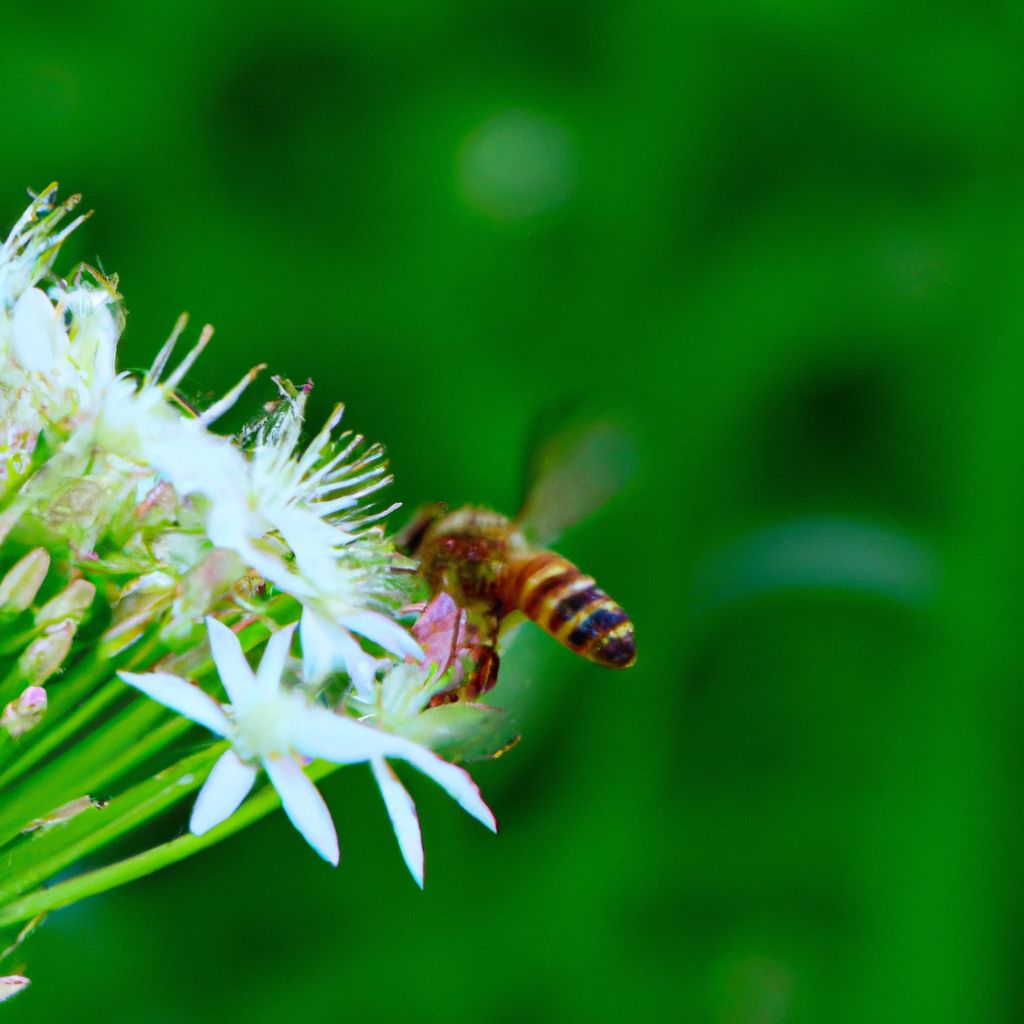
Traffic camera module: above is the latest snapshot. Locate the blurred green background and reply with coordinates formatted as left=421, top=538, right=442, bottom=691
left=3, top=1, right=1023, bottom=1021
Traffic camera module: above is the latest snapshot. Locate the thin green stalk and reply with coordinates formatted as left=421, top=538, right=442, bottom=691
left=0, top=760, right=339, bottom=927
left=0, top=743, right=224, bottom=905
left=73, top=713, right=196, bottom=801
left=0, top=716, right=197, bottom=909
left=0, top=699, right=173, bottom=846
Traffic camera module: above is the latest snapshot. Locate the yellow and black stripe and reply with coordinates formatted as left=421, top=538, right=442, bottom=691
left=499, top=552, right=636, bottom=668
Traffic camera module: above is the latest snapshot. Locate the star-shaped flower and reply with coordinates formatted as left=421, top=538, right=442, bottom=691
left=119, top=618, right=495, bottom=884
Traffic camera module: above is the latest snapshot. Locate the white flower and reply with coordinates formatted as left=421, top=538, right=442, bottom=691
left=91, top=320, right=295, bottom=578
left=297, top=564, right=423, bottom=695
left=0, top=284, right=119, bottom=426
left=201, top=382, right=396, bottom=593
left=119, top=618, right=495, bottom=884
left=189, top=378, right=422, bottom=688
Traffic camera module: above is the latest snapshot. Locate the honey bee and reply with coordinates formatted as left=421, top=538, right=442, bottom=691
left=397, top=421, right=636, bottom=700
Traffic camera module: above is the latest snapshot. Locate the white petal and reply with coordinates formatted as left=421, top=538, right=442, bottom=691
left=11, top=288, right=67, bottom=372
left=273, top=506, right=350, bottom=573
left=324, top=624, right=375, bottom=697
left=263, top=754, right=339, bottom=865
left=145, top=417, right=247, bottom=500
left=255, top=622, right=296, bottom=695
left=293, top=705, right=399, bottom=764
left=339, top=609, right=424, bottom=661
left=66, top=288, right=117, bottom=388
left=395, top=742, right=498, bottom=834
left=118, top=670, right=229, bottom=735
left=300, top=607, right=376, bottom=696
left=371, top=757, right=423, bottom=887
left=205, top=617, right=256, bottom=705
left=0, top=976, right=30, bottom=1003
left=293, top=708, right=496, bottom=833
left=343, top=639, right=378, bottom=703
left=299, top=606, right=338, bottom=683
left=190, top=749, right=258, bottom=835
left=243, top=548, right=311, bottom=598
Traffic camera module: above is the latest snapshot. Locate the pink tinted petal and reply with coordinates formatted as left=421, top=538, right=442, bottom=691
left=190, top=749, right=258, bottom=835
left=0, top=976, right=30, bottom=1003
left=263, top=755, right=339, bottom=865
left=371, top=757, right=424, bottom=887
left=205, top=617, right=256, bottom=705
left=412, top=592, right=464, bottom=673
left=118, top=670, right=228, bottom=736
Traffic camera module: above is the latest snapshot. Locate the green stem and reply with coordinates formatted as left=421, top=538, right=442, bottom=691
left=0, top=760, right=338, bottom=927
left=76, top=713, right=196, bottom=800
left=0, top=698, right=175, bottom=847
left=0, top=743, right=223, bottom=905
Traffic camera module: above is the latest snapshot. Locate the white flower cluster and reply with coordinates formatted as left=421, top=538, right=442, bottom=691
left=0, top=186, right=497, bottom=885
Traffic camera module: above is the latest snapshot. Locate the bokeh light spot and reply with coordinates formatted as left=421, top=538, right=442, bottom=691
left=456, top=109, right=578, bottom=222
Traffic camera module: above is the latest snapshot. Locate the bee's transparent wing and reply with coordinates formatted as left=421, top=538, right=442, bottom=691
left=516, top=414, right=637, bottom=547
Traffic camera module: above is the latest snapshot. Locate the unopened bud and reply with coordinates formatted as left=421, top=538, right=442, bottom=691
left=101, top=571, right=176, bottom=657
left=35, top=578, right=96, bottom=628
left=178, top=549, right=244, bottom=618
left=0, top=976, right=30, bottom=1003
left=133, top=480, right=178, bottom=527
left=18, top=620, right=76, bottom=685
left=0, top=548, right=50, bottom=614
left=2, top=685, right=47, bottom=738
left=24, top=794, right=108, bottom=832
left=0, top=506, right=23, bottom=547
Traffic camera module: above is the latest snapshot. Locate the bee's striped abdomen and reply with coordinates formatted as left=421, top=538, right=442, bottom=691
left=498, top=552, right=636, bottom=669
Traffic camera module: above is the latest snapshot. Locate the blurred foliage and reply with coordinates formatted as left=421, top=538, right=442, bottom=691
left=3, top=1, right=1024, bottom=1021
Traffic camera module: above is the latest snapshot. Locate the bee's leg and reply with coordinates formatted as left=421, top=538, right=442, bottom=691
left=427, top=643, right=500, bottom=706
left=457, top=644, right=500, bottom=701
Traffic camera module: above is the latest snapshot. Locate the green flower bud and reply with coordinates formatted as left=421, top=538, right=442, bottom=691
left=34, top=578, right=96, bottom=628
left=18, top=621, right=76, bottom=685
left=0, top=548, right=49, bottom=614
